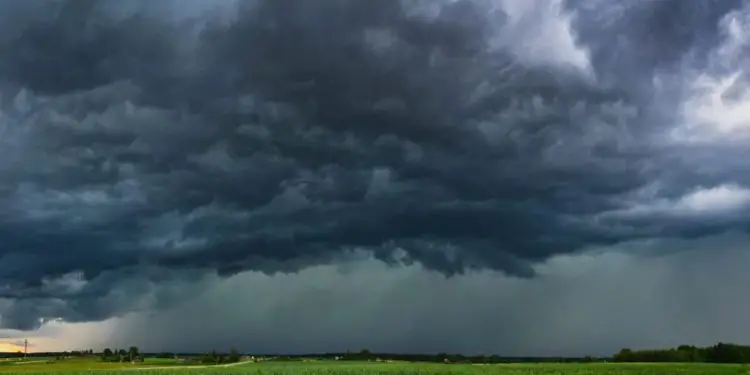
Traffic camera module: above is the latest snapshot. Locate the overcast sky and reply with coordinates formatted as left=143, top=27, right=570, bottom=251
left=0, top=0, right=749, bottom=356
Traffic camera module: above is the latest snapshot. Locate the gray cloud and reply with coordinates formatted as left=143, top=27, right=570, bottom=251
left=0, top=0, right=749, bottom=333
left=109, top=233, right=750, bottom=356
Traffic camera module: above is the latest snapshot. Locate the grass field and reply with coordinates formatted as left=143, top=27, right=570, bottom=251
left=0, top=358, right=747, bottom=374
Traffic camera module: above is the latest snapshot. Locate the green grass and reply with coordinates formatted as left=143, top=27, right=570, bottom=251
left=0, top=359, right=746, bottom=375
left=0, top=357, right=204, bottom=372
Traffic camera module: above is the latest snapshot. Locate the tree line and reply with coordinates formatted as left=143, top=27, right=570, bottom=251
left=196, top=348, right=242, bottom=364
left=5, top=342, right=750, bottom=364
left=272, top=349, right=606, bottom=364
left=101, top=346, right=142, bottom=362
left=273, top=344, right=750, bottom=364
left=99, top=346, right=242, bottom=364
left=613, top=343, right=750, bottom=363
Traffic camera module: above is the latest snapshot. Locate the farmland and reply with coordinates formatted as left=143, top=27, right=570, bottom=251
left=0, top=358, right=746, bottom=375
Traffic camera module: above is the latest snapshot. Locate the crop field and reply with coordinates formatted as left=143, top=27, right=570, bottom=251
left=0, top=359, right=747, bottom=375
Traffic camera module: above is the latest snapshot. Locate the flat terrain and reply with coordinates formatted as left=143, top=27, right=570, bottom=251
left=0, top=358, right=746, bottom=375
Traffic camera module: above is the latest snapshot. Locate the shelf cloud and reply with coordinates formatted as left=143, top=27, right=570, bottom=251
left=0, top=0, right=748, bottom=345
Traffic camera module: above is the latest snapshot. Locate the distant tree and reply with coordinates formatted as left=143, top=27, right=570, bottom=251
left=199, top=350, right=219, bottom=364
left=116, top=349, right=127, bottom=362
left=128, top=346, right=140, bottom=361
left=707, top=342, right=747, bottom=363
left=612, top=343, right=750, bottom=364
left=613, top=348, right=634, bottom=362
left=228, top=348, right=241, bottom=363
left=157, top=352, right=175, bottom=359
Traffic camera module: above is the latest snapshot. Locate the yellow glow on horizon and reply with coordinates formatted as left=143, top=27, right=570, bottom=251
left=0, top=342, right=23, bottom=353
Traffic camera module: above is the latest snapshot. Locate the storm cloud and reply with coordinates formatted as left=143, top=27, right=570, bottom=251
left=0, top=0, right=749, bottom=332
left=108, top=233, right=750, bottom=356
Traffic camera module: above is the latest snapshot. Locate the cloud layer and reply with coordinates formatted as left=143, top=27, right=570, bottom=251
left=109, top=233, right=750, bottom=356
left=0, top=0, right=748, bottom=331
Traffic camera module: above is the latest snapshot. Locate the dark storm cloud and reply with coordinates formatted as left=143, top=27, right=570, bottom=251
left=110, top=235, right=750, bottom=356
left=0, top=0, right=748, bottom=329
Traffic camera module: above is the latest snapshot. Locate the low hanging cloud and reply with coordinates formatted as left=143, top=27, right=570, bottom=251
left=0, top=0, right=748, bottom=330
left=109, top=233, right=750, bottom=356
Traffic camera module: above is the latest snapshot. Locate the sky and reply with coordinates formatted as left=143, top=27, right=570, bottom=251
left=0, top=0, right=749, bottom=356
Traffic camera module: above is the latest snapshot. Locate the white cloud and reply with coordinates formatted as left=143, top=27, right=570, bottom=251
left=678, top=72, right=750, bottom=141
left=490, top=0, right=592, bottom=74
left=603, top=184, right=750, bottom=219
left=677, top=184, right=750, bottom=213
left=672, top=5, right=750, bottom=143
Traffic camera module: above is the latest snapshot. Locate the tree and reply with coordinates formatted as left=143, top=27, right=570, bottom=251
left=128, top=346, right=140, bottom=362
left=102, top=348, right=113, bottom=358
left=613, top=348, right=634, bottom=362
left=612, top=343, right=750, bottom=364
left=228, top=348, right=241, bottom=363
left=117, top=349, right=127, bottom=362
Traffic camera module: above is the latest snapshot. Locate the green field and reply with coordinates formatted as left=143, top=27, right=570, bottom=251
left=0, top=358, right=747, bottom=375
